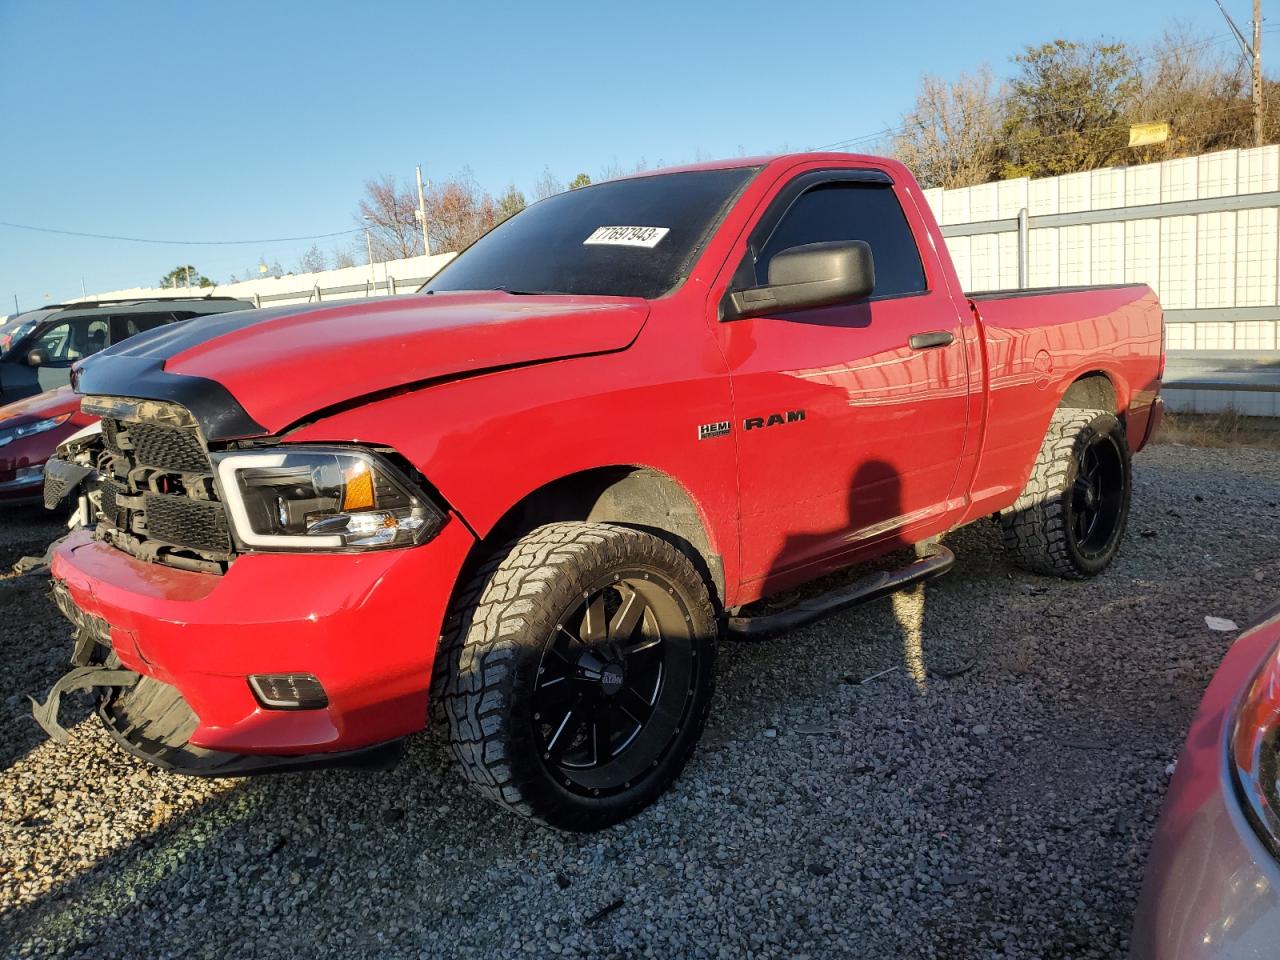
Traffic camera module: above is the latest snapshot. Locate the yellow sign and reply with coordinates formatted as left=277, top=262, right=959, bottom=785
left=1129, top=122, right=1170, bottom=147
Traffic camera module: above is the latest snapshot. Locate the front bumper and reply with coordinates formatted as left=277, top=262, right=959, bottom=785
left=44, top=520, right=475, bottom=768
left=1132, top=606, right=1280, bottom=958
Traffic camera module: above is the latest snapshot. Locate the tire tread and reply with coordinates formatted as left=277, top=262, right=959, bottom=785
left=432, top=521, right=716, bottom=830
left=999, top=408, right=1130, bottom=579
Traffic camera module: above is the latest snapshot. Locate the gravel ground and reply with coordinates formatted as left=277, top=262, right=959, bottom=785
left=1, top=444, right=1279, bottom=960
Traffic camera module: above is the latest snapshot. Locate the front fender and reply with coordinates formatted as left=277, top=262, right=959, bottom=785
left=284, top=325, right=744, bottom=603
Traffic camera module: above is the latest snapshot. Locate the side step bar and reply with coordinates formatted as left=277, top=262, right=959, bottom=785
left=724, top=543, right=956, bottom=640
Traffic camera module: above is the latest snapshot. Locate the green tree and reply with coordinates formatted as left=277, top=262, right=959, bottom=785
left=160, top=265, right=212, bottom=288
left=1002, top=39, right=1141, bottom=179
left=495, top=184, right=527, bottom=224
left=568, top=172, right=592, bottom=189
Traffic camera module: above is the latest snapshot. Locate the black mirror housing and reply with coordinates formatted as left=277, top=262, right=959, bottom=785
left=722, top=240, right=875, bottom=322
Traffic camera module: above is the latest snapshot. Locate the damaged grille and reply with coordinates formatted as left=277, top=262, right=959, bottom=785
left=99, top=477, right=125, bottom=528
left=142, top=493, right=232, bottom=554
left=89, top=401, right=235, bottom=573
left=129, top=423, right=211, bottom=473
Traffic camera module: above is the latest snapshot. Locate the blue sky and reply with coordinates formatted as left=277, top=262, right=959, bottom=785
left=0, top=0, right=1255, bottom=310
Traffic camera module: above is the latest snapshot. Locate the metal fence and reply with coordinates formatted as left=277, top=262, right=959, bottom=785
left=926, top=146, right=1280, bottom=353
left=246, top=275, right=434, bottom=308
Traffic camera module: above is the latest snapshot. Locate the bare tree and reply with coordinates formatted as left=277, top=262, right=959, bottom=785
left=533, top=166, right=564, bottom=200
left=597, top=159, right=627, bottom=182
left=892, top=67, right=1005, bottom=189
left=331, top=247, right=357, bottom=269
left=1128, top=25, right=1256, bottom=161
left=296, top=244, right=328, bottom=274
left=423, top=171, right=501, bottom=252
left=357, top=175, right=422, bottom=260
left=248, top=257, right=285, bottom=279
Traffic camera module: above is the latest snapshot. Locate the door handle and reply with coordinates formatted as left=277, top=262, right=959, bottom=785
left=908, top=331, right=954, bottom=350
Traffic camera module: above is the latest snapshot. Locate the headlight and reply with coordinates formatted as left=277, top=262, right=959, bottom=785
left=212, top=446, right=445, bottom=551
left=0, top=413, right=72, bottom=449
left=1230, top=609, right=1280, bottom=856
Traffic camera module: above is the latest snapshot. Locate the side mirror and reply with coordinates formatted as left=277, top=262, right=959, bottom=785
left=26, top=348, right=49, bottom=368
left=722, top=240, right=875, bottom=322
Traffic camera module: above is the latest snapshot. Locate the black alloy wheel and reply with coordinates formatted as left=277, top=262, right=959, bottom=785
left=1068, top=429, right=1127, bottom=560
left=436, top=522, right=717, bottom=831
left=532, top=568, right=696, bottom=798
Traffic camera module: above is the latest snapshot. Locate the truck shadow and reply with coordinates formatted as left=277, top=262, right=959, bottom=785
left=732, top=458, right=980, bottom=692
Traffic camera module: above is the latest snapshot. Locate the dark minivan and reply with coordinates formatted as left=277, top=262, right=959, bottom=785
left=0, top=297, right=253, bottom=404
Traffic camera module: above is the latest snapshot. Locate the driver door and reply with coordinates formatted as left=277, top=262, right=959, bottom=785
left=717, top=170, right=972, bottom=592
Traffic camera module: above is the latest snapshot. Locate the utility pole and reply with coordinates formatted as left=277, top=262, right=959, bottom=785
left=415, top=164, right=431, bottom=256
left=363, top=218, right=376, bottom=293
left=1216, top=0, right=1265, bottom=147
left=1254, top=0, right=1265, bottom=148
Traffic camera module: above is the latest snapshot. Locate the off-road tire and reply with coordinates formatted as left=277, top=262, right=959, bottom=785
left=1000, top=408, right=1131, bottom=579
left=434, top=522, right=717, bottom=831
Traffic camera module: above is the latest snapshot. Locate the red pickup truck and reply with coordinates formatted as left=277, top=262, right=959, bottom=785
left=34, top=153, right=1164, bottom=831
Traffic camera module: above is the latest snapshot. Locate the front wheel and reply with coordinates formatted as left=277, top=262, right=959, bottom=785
left=435, top=522, right=717, bottom=831
left=1000, top=408, right=1132, bottom=579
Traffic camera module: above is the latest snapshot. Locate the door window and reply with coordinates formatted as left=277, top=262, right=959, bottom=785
left=755, top=183, right=927, bottom=298
left=33, top=318, right=111, bottom=363
left=120, top=312, right=180, bottom=338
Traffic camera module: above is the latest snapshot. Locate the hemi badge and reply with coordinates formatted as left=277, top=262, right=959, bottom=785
left=698, top=421, right=731, bottom=441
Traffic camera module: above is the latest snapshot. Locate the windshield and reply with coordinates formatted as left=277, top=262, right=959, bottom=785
left=425, top=167, right=758, bottom=300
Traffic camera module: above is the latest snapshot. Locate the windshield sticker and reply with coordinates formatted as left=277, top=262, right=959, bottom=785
left=583, top=226, right=670, bottom=249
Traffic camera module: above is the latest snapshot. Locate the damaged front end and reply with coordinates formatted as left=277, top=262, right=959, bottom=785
left=30, top=576, right=402, bottom=775
left=29, top=580, right=137, bottom=744
left=28, top=400, right=404, bottom=776
left=46, top=396, right=237, bottom=575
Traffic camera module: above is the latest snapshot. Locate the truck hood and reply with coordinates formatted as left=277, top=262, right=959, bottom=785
left=74, top=292, right=650, bottom=440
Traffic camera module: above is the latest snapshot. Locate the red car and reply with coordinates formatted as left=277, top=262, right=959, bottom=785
left=0, top=386, right=92, bottom=505
left=33, top=153, right=1164, bottom=830
left=1132, top=604, right=1280, bottom=957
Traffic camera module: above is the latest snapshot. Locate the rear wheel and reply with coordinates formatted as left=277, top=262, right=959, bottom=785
left=1000, top=408, right=1131, bottom=579
left=435, top=522, right=717, bottom=831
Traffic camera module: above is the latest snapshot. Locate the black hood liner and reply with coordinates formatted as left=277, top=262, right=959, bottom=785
left=74, top=356, right=266, bottom=442
left=71, top=302, right=334, bottom=442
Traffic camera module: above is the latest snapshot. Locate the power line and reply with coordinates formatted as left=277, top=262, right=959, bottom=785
left=0, top=220, right=365, bottom=246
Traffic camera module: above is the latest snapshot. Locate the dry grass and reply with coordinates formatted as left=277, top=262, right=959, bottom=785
left=1152, top=409, right=1280, bottom=450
